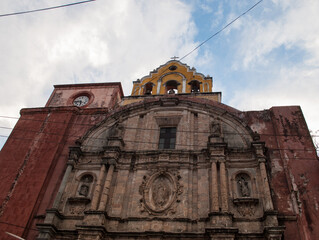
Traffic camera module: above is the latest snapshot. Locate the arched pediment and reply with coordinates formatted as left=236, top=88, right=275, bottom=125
left=80, top=98, right=255, bottom=152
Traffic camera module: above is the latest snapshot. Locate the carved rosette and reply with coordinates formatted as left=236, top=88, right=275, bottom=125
left=139, top=169, right=183, bottom=216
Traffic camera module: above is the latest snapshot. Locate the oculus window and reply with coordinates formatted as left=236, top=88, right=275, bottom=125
left=159, top=127, right=176, bottom=149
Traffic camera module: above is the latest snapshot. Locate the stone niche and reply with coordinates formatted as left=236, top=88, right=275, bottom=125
left=230, top=171, right=261, bottom=218
left=65, top=174, right=94, bottom=216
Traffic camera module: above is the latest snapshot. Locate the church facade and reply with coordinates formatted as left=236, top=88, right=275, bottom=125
left=0, top=61, right=318, bottom=240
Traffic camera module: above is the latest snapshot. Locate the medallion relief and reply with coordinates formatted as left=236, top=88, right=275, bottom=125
left=139, top=169, right=183, bottom=215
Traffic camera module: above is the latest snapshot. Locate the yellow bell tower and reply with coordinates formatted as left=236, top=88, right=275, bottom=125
left=121, top=60, right=221, bottom=106
left=131, top=60, right=214, bottom=96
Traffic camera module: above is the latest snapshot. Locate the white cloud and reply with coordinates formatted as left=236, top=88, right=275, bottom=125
left=229, top=66, right=319, bottom=131
left=237, top=0, right=319, bottom=68
left=228, top=0, right=319, bottom=132
left=0, top=0, right=198, bottom=149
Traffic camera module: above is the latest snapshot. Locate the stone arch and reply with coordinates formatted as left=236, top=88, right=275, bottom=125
left=164, top=80, right=180, bottom=94
left=79, top=98, right=256, bottom=152
left=143, top=82, right=155, bottom=95
left=188, top=80, right=201, bottom=93
left=159, top=72, right=186, bottom=93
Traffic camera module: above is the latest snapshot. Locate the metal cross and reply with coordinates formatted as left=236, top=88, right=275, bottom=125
left=170, top=56, right=179, bottom=60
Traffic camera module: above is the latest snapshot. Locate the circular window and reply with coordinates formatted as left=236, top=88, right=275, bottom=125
left=169, top=65, right=177, bottom=71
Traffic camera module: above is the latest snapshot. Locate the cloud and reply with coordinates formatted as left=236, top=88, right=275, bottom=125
left=236, top=0, right=319, bottom=68
left=228, top=0, right=319, bottom=132
left=0, top=0, right=198, bottom=148
left=229, top=66, right=319, bottom=131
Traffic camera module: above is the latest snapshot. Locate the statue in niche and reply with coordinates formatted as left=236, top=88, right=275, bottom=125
left=79, top=184, right=89, bottom=197
left=237, top=176, right=250, bottom=197
left=152, top=177, right=170, bottom=208
left=109, top=121, right=124, bottom=138
left=210, top=121, right=221, bottom=137
left=78, top=175, right=93, bottom=197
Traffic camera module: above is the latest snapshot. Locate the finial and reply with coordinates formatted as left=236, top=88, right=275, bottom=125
left=170, top=56, right=179, bottom=60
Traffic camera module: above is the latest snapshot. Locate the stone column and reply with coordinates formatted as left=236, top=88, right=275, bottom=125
left=52, top=146, right=81, bottom=209
left=259, top=159, right=274, bottom=211
left=157, top=79, right=162, bottom=94
left=182, top=78, right=186, bottom=93
left=98, top=160, right=116, bottom=211
left=90, top=164, right=106, bottom=210
left=220, top=161, right=228, bottom=212
left=211, top=161, right=219, bottom=212
left=52, top=163, right=73, bottom=209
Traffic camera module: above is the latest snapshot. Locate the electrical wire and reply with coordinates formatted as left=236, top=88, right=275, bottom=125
left=0, top=0, right=96, bottom=18
left=0, top=122, right=318, bottom=138
left=179, top=0, right=264, bottom=61
left=0, top=221, right=37, bottom=232
left=0, top=131, right=317, bottom=158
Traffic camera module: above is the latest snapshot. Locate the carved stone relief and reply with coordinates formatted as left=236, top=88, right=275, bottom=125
left=210, top=120, right=221, bottom=137
left=67, top=197, right=91, bottom=216
left=69, top=203, right=86, bottom=215
left=233, top=198, right=259, bottom=217
left=139, top=169, right=183, bottom=216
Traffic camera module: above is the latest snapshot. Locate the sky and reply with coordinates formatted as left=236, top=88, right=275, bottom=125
left=0, top=0, right=318, bottom=150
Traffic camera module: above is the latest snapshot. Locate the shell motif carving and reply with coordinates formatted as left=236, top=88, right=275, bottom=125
left=139, top=170, right=183, bottom=215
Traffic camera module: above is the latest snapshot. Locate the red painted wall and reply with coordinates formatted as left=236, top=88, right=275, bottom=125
left=0, top=83, right=123, bottom=240
left=243, top=106, right=319, bottom=240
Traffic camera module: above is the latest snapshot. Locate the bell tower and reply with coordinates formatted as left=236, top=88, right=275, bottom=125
left=131, top=60, right=217, bottom=97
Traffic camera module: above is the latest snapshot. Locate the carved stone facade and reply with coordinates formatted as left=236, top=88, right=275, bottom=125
left=1, top=61, right=318, bottom=240
left=37, top=96, right=284, bottom=240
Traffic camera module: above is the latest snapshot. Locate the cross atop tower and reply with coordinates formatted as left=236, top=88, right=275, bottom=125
left=170, top=56, right=179, bottom=60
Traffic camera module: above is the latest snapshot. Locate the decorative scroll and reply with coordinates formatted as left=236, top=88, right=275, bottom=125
left=139, top=169, right=183, bottom=216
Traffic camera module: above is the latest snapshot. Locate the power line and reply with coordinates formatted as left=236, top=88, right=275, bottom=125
left=0, top=0, right=96, bottom=18
left=180, top=0, right=263, bottom=61
left=0, top=114, right=318, bottom=138
left=0, top=131, right=317, bottom=156
left=0, top=122, right=318, bottom=138
left=0, top=221, right=37, bottom=232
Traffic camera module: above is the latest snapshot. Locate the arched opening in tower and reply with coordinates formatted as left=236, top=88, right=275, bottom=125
left=166, top=80, right=179, bottom=94
left=144, top=82, right=153, bottom=95
left=188, top=80, right=201, bottom=93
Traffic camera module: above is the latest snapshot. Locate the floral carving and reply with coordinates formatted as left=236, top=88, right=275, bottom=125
left=139, top=169, right=183, bottom=216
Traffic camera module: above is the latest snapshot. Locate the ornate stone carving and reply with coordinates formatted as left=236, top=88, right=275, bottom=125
left=69, top=204, right=86, bottom=215
left=67, top=197, right=90, bottom=216
left=139, top=169, right=183, bottom=216
left=233, top=198, right=259, bottom=217
left=210, top=121, right=221, bottom=137
left=109, top=121, right=124, bottom=138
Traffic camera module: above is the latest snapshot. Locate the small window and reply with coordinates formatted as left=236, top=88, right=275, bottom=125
left=159, top=127, right=176, bottom=149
